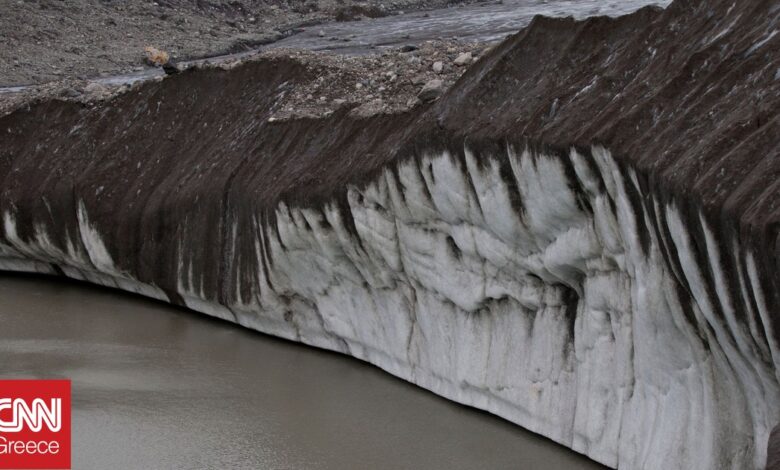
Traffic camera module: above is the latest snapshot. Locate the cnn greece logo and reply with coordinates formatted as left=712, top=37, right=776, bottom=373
left=0, top=380, right=70, bottom=469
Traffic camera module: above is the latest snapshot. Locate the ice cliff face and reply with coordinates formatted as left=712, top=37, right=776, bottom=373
left=242, top=143, right=780, bottom=470
left=1, top=141, right=777, bottom=469
left=0, top=0, right=778, bottom=468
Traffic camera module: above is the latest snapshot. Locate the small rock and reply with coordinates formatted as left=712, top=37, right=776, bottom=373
left=60, top=88, right=80, bottom=99
left=84, top=82, right=108, bottom=97
left=432, top=61, right=444, bottom=73
left=355, top=83, right=363, bottom=90
left=349, top=98, right=384, bottom=118
left=411, top=75, right=427, bottom=86
left=406, top=96, right=421, bottom=108
left=453, top=52, right=472, bottom=66
left=418, top=79, right=443, bottom=102
left=144, top=46, right=170, bottom=66
left=318, top=30, right=325, bottom=37
left=399, top=44, right=418, bottom=52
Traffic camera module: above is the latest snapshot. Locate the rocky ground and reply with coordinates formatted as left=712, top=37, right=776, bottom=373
left=0, top=39, right=491, bottom=119
left=264, top=40, right=489, bottom=119
left=0, top=0, right=478, bottom=86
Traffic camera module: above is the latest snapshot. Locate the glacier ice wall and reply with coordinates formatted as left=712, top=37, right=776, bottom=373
left=1, top=142, right=777, bottom=469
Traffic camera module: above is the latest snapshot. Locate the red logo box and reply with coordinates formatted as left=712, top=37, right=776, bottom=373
left=0, top=380, right=71, bottom=469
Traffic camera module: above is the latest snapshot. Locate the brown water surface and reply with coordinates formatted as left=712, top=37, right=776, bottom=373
left=0, top=274, right=605, bottom=469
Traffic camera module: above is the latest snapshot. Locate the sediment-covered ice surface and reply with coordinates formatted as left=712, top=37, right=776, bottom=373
left=1, top=141, right=777, bottom=469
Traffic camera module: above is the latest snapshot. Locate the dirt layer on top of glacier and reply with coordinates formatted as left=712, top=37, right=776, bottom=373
left=0, top=0, right=778, bottom=309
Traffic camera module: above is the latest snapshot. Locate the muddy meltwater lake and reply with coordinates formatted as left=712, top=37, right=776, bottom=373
left=0, top=274, right=605, bottom=469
